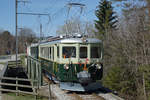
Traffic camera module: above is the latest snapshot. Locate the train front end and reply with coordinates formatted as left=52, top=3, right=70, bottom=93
left=58, top=37, right=103, bottom=91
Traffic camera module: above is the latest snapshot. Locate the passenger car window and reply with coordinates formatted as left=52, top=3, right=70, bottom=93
left=49, top=47, right=51, bottom=59
left=62, top=47, right=76, bottom=58
left=91, top=47, right=101, bottom=58
left=52, top=47, right=54, bottom=60
left=57, top=46, right=59, bottom=58
left=80, top=47, right=87, bottom=58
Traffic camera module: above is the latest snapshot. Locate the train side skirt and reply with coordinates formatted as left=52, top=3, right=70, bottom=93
left=60, top=82, right=103, bottom=92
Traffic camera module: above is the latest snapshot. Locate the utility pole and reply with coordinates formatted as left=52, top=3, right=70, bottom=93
left=15, top=0, right=49, bottom=67
left=15, top=0, right=18, bottom=68
left=15, top=0, right=29, bottom=68
left=40, top=23, right=42, bottom=43
left=17, top=13, right=50, bottom=43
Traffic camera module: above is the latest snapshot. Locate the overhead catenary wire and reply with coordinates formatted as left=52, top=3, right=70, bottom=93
left=19, top=0, right=95, bottom=37
left=42, top=0, right=69, bottom=36
left=46, top=7, right=67, bottom=35
left=41, top=0, right=91, bottom=36
left=65, top=2, right=86, bottom=35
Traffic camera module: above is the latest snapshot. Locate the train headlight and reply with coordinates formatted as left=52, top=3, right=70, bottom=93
left=96, top=64, right=102, bottom=69
left=64, top=64, right=69, bottom=70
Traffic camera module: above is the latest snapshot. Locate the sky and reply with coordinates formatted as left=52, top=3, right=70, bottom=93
left=0, top=0, right=110, bottom=37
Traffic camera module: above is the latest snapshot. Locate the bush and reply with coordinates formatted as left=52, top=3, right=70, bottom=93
left=102, top=66, right=122, bottom=91
left=102, top=66, right=137, bottom=99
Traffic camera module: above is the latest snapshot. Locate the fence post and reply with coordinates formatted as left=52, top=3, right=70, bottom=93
left=31, top=60, right=34, bottom=82
left=37, top=62, right=39, bottom=89
left=48, top=82, right=52, bottom=100
left=27, top=56, right=28, bottom=74
left=29, top=58, right=31, bottom=78
left=16, top=77, right=18, bottom=96
left=39, top=62, right=42, bottom=86
left=34, top=87, right=37, bottom=100
left=34, top=61, right=39, bottom=86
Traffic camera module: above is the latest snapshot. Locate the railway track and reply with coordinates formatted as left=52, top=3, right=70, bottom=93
left=41, top=76, right=124, bottom=100
left=70, top=92, right=105, bottom=100
left=67, top=91, right=123, bottom=100
left=45, top=83, right=124, bottom=100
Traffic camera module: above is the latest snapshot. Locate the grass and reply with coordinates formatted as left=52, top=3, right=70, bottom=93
left=7, top=55, right=26, bottom=68
left=20, top=55, right=26, bottom=68
left=0, top=62, right=6, bottom=65
left=2, top=93, right=49, bottom=100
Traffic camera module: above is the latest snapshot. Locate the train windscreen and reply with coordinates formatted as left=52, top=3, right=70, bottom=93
left=80, top=47, right=87, bottom=58
left=62, top=47, right=76, bottom=58
left=90, top=47, right=101, bottom=58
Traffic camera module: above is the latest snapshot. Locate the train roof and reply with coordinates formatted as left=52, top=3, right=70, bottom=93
left=39, top=37, right=102, bottom=46
left=29, top=34, right=102, bottom=47
left=27, top=43, right=39, bottom=47
left=58, top=38, right=101, bottom=43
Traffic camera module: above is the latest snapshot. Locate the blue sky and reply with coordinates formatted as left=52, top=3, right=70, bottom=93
left=0, top=0, right=112, bottom=36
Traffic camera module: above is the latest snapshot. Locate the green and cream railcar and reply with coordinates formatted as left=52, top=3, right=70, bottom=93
left=29, top=36, right=103, bottom=91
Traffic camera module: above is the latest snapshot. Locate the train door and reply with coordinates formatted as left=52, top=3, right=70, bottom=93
left=79, top=44, right=89, bottom=64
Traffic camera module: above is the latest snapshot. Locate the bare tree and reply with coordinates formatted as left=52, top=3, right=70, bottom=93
left=18, top=28, right=37, bottom=53
left=103, top=5, right=150, bottom=99
left=56, top=17, right=95, bottom=37
left=0, top=31, right=15, bottom=55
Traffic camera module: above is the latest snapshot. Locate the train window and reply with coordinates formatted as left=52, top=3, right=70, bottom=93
left=91, top=47, right=101, bottom=58
left=62, top=47, right=76, bottom=58
left=49, top=47, right=51, bottom=59
left=48, top=48, right=50, bottom=59
left=40, top=47, right=44, bottom=57
left=47, top=47, right=49, bottom=59
left=57, top=46, right=59, bottom=58
left=31, top=47, right=37, bottom=58
left=52, top=47, right=54, bottom=60
left=48, top=48, right=49, bottom=58
left=80, top=47, right=87, bottom=58
left=44, top=47, right=49, bottom=58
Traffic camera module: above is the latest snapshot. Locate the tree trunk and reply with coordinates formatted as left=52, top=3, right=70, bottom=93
left=143, top=73, right=147, bottom=100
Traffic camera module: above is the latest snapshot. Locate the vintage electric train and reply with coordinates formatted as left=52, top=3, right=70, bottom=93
left=27, top=34, right=103, bottom=91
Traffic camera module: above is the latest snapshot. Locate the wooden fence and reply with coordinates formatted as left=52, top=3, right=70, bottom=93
left=7, top=60, right=22, bottom=67
left=0, top=55, right=42, bottom=100
left=0, top=76, right=38, bottom=99
left=0, top=55, right=11, bottom=60
left=27, top=56, right=42, bottom=86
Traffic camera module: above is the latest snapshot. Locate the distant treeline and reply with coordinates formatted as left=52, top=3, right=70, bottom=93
left=0, top=28, right=37, bottom=55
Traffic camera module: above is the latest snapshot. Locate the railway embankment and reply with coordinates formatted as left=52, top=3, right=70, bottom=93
left=0, top=54, right=38, bottom=100
left=38, top=80, right=124, bottom=100
left=0, top=55, right=124, bottom=100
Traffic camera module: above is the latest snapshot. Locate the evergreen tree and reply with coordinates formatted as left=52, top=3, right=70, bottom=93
left=95, top=0, right=117, bottom=39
